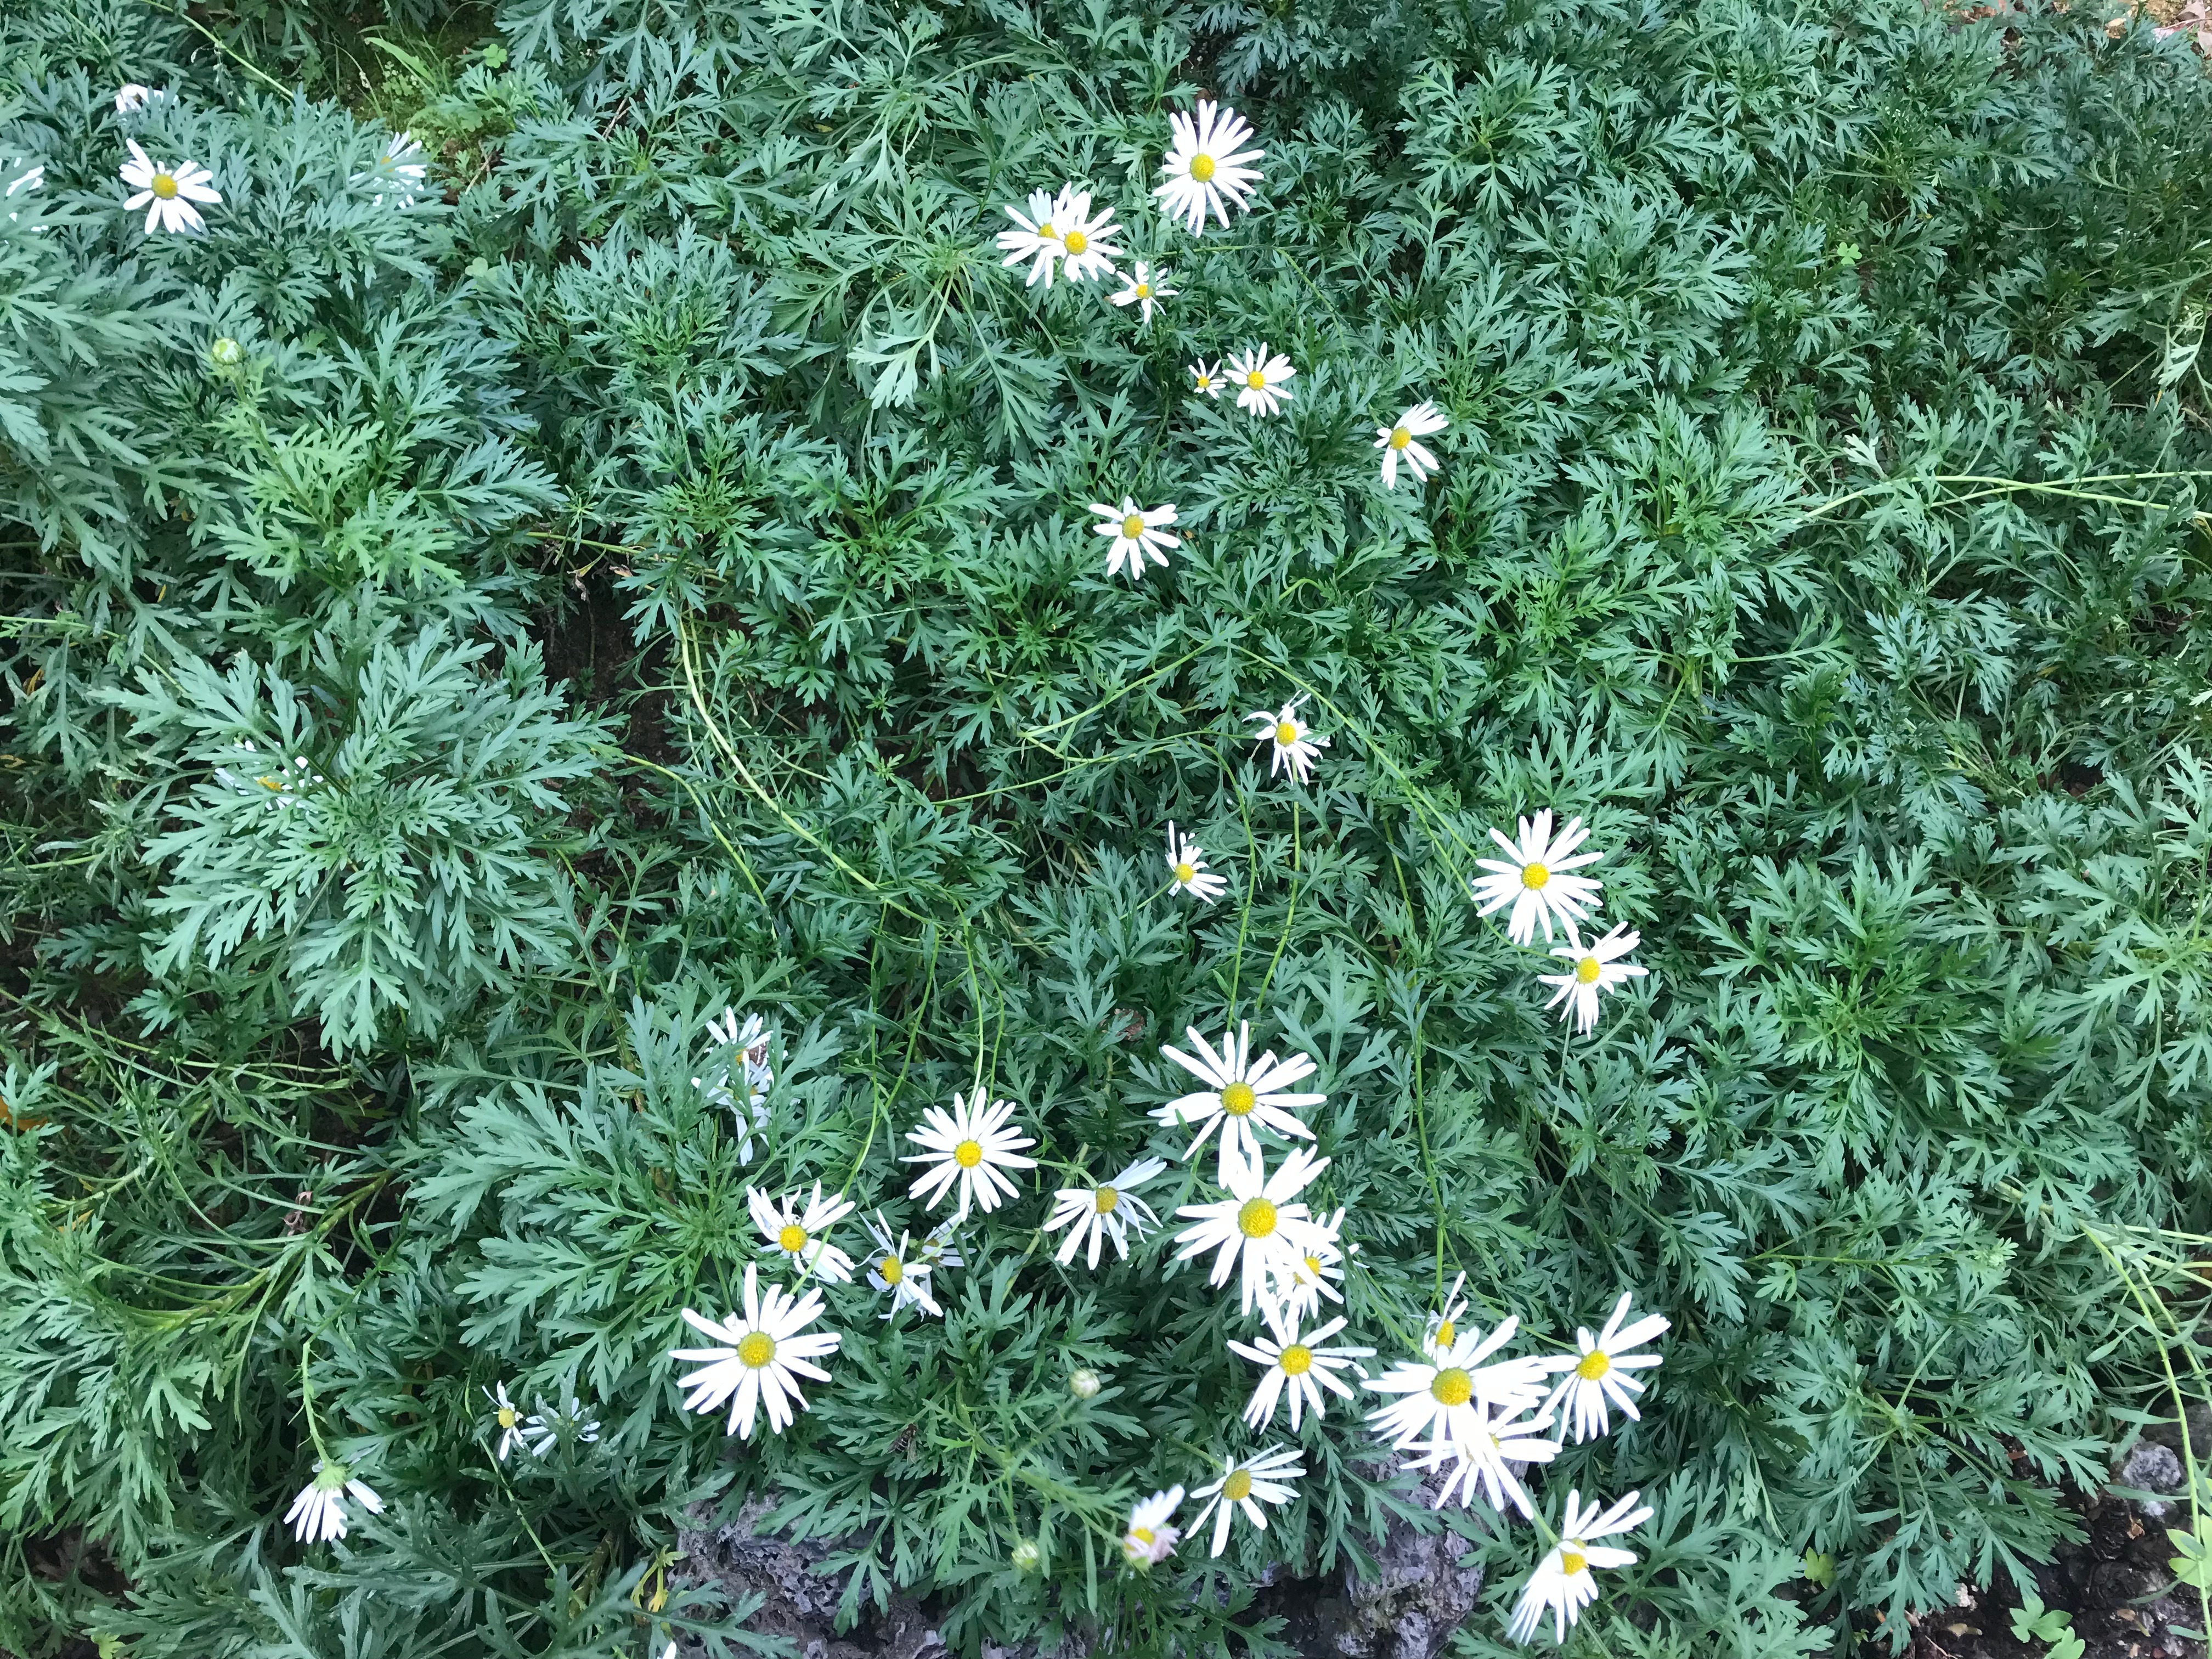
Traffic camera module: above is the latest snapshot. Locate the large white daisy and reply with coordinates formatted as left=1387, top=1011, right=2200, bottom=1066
left=1153, top=99, right=1265, bottom=233
left=1155, top=1020, right=1323, bottom=1184
left=1122, top=1486, right=1185, bottom=1568
left=1226, top=1311, right=1373, bottom=1430
left=1469, top=810, right=1605, bottom=945
left=1246, top=696, right=1329, bottom=784
left=1043, top=1156, right=1167, bottom=1269
left=1364, top=1317, right=1562, bottom=1454
left=1543, top=1291, right=1669, bottom=1443
left=1190, top=1445, right=1304, bottom=1556
left=1505, top=1489, right=1653, bottom=1644
left=904, top=1091, right=1036, bottom=1220
left=1375, top=401, right=1448, bottom=490
left=670, top=1262, right=841, bottom=1440
left=283, top=1460, right=383, bottom=1544
left=1225, top=343, right=1296, bottom=415
left=1172, top=1144, right=1329, bottom=1317
left=1049, top=186, right=1124, bottom=282
left=995, top=187, right=1064, bottom=286
left=862, top=1212, right=943, bottom=1319
left=120, top=140, right=219, bottom=235
left=1538, top=923, right=1649, bottom=1035
left=1164, top=822, right=1228, bottom=904
left=1110, top=261, right=1177, bottom=324
left=748, top=1182, right=857, bottom=1284
left=1090, top=496, right=1180, bottom=582
left=1402, top=1404, right=1561, bottom=1519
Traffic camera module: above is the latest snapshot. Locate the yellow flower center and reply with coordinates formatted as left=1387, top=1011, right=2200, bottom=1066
left=257, top=775, right=285, bottom=791
left=1278, top=1344, right=1314, bottom=1375
left=1130, top=1526, right=1154, bottom=1545
left=1246, top=369, right=1267, bottom=389
left=1390, top=426, right=1411, bottom=449
left=955, top=1139, right=984, bottom=1168
left=1063, top=229, right=1088, bottom=255
left=1223, top=1469, right=1253, bottom=1501
left=1521, top=861, right=1550, bottom=889
left=777, top=1223, right=808, bottom=1252
left=1122, top=514, right=1147, bottom=539
left=1576, top=1348, right=1612, bottom=1380
left=1135, top=283, right=1151, bottom=298
left=1190, top=152, right=1217, bottom=182
left=880, top=1255, right=904, bottom=1284
left=1303, top=1254, right=1323, bottom=1275
left=1094, top=1186, right=1119, bottom=1214
left=736, top=1331, right=776, bottom=1369
left=1435, top=1319, right=1456, bottom=1348
left=1195, top=374, right=1212, bottom=390
left=1576, top=955, right=1602, bottom=984
left=1430, top=1367, right=1474, bottom=1407
left=1173, top=861, right=1196, bottom=883
left=1237, top=1197, right=1278, bottom=1238
left=1274, top=721, right=1299, bottom=746
left=497, top=1406, right=517, bottom=1429
left=151, top=172, right=178, bottom=200
left=1560, top=1547, right=1588, bottom=1576
left=1038, top=220, right=1055, bottom=238
left=1220, top=1081, right=1258, bottom=1117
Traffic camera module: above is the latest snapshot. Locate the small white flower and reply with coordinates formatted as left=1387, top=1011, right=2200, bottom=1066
left=1506, top=1489, right=1653, bottom=1644
left=1154, top=99, right=1265, bottom=234
left=1537, top=923, right=1649, bottom=1035
left=1543, top=1292, right=1669, bottom=1443
left=283, top=1460, right=383, bottom=1544
left=864, top=1211, right=943, bottom=1319
left=1363, top=1318, right=1562, bottom=1454
left=1245, top=696, right=1329, bottom=784
left=1110, top=261, right=1178, bottom=323
left=1279, top=1207, right=1345, bottom=1324
left=995, top=187, right=1065, bottom=286
left=1375, top=401, right=1448, bottom=490
left=1402, top=1404, right=1561, bottom=1519
left=1224, top=343, right=1296, bottom=415
left=904, top=1090, right=1037, bottom=1220
left=1155, top=1021, right=1323, bottom=1186
left=693, top=1010, right=774, bottom=1161
left=1047, top=185, right=1124, bottom=283
left=913, top=1216, right=964, bottom=1274
left=1226, top=1311, right=1373, bottom=1431
left=213, top=741, right=323, bottom=809
left=120, top=140, right=219, bottom=235
left=1190, top=1445, right=1304, bottom=1556
left=520, top=1392, right=600, bottom=1456
left=1164, top=822, right=1228, bottom=903
left=1189, top=359, right=1224, bottom=398
left=484, top=1382, right=526, bottom=1461
left=671, top=1261, right=842, bottom=1440
left=1172, top=1144, right=1329, bottom=1318
left=1044, top=1156, right=1167, bottom=1269
left=1090, top=496, right=1180, bottom=582
left=1424, top=1271, right=1471, bottom=1362
left=1122, top=1486, right=1184, bottom=1568
left=114, top=84, right=154, bottom=115
left=1469, top=810, right=1605, bottom=945
left=748, top=1182, right=858, bottom=1284
left=353, top=130, right=429, bottom=208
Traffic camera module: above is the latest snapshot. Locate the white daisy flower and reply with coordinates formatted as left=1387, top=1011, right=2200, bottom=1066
left=1279, top=1207, right=1345, bottom=1324
left=1424, top=1271, right=1471, bottom=1361
left=1506, top=1489, right=1653, bottom=1645
left=1189, top=359, right=1224, bottom=398
left=1402, top=1404, right=1561, bottom=1519
left=1172, top=1144, right=1329, bottom=1317
left=1090, top=496, right=1180, bottom=582
left=283, top=1460, right=383, bottom=1544
left=1110, top=261, right=1178, bottom=323
left=1363, top=1317, right=1561, bottom=1454
left=994, top=187, right=1064, bottom=286
left=120, top=140, right=219, bottom=235
left=1375, top=400, right=1448, bottom=490
left=913, top=1216, right=964, bottom=1274
left=1543, top=1292, right=1669, bottom=1443
left=1121, top=1486, right=1184, bottom=1568
left=1537, top=924, right=1649, bottom=1035
left=1155, top=1020, right=1323, bottom=1186
left=1190, top=1445, right=1305, bottom=1556
left=671, top=1261, right=841, bottom=1440
left=1048, top=186, right=1124, bottom=283
left=1224, top=343, right=1296, bottom=415
left=1469, top=810, right=1605, bottom=945
left=903, top=1091, right=1036, bottom=1220
left=353, top=129, right=429, bottom=208
left=484, top=1382, right=527, bottom=1461
left=1043, top=1156, right=1167, bottom=1269
left=114, top=84, right=154, bottom=115
left=748, top=1182, right=857, bottom=1284
left=864, top=1211, right=943, bottom=1318
left=692, top=1009, right=774, bottom=1161
left=1153, top=99, right=1265, bottom=234
left=1164, top=822, right=1228, bottom=903
left=1245, top=696, right=1329, bottom=784
left=520, top=1392, right=600, bottom=1456
left=1226, top=1311, right=1373, bottom=1431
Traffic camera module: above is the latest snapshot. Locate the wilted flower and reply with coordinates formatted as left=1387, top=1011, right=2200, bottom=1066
left=283, top=1460, right=383, bottom=1544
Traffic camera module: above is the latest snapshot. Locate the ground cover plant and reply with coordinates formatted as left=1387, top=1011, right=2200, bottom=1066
left=3, top=0, right=2212, bottom=1653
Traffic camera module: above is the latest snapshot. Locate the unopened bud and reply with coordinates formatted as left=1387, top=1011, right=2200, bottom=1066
left=1010, top=1539, right=1041, bottom=1572
left=209, top=336, right=242, bottom=366
left=1068, top=1367, right=1101, bottom=1400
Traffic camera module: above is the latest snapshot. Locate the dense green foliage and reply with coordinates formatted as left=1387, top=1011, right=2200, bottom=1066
left=3, top=0, right=2211, bottom=1653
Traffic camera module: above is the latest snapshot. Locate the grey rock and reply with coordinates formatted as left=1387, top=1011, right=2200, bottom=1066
left=669, top=1497, right=944, bottom=1659
left=2119, top=1440, right=2185, bottom=1520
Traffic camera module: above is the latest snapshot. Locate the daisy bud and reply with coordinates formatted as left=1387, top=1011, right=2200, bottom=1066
left=1010, top=1539, right=1041, bottom=1572
left=210, top=337, right=242, bottom=368
left=1069, top=1367, right=1101, bottom=1400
